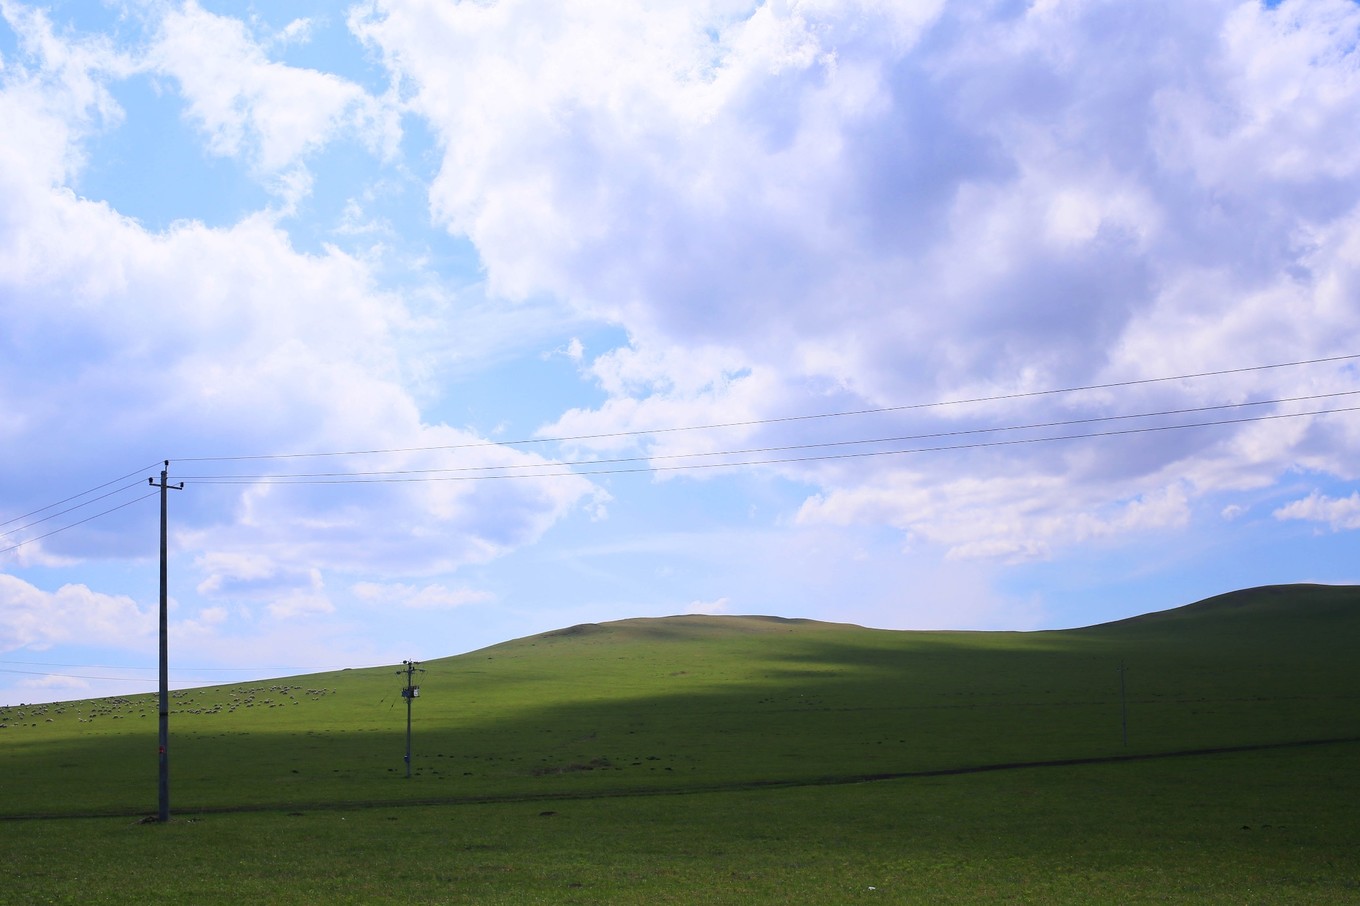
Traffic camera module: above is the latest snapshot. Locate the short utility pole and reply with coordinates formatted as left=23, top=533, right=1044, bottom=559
left=149, top=461, right=183, bottom=823
left=1119, top=660, right=1129, bottom=748
left=398, top=660, right=424, bottom=778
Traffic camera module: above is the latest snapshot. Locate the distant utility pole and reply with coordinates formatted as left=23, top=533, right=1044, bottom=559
left=149, top=461, right=183, bottom=823
left=1119, top=661, right=1129, bottom=748
left=398, top=660, right=424, bottom=778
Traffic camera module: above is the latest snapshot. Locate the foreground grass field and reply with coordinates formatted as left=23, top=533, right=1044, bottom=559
left=5, top=743, right=1358, bottom=905
left=2, top=584, right=1359, bottom=903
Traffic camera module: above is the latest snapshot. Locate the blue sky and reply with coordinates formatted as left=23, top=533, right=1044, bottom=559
left=4, top=0, right=1360, bottom=705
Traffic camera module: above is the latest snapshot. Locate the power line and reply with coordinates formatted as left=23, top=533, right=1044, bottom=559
left=0, top=660, right=356, bottom=672
left=0, top=666, right=361, bottom=685
left=5, top=356, right=1358, bottom=547
left=0, top=462, right=163, bottom=529
left=174, top=393, right=1360, bottom=485
left=0, top=491, right=158, bottom=556
left=0, top=668, right=160, bottom=684
left=171, top=352, right=1360, bottom=464
left=171, top=402, right=1360, bottom=485
left=0, top=479, right=153, bottom=541
left=0, top=660, right=388, bottom=695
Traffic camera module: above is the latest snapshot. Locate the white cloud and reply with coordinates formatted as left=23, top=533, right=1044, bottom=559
left=0, top=575, right=152, bottom=652
left=0, top=13, right=601, bottom=596
left=273, top=18, right=314, bottom=49
left=542, top=336, right=586, bottom=364
left=195, top=551, right=328, bottom=603
left=264, top=568, right=332, bottom=619
left=150, top=1, right=395, bottom=179
left=0, top=0, right=130, bottom=186
left=355, top=0, right=1360, bottom=562
left=1274, top=490, right=1360, bottom=531
left=11, top=671, right=96, bottom=698
left=197, top=605, right=228, bottom=624
left=352, top=581, right=494, bottom=610
left=684, top=596, right=729, bottom=615
left=797, top=474, right=1190, bottom=563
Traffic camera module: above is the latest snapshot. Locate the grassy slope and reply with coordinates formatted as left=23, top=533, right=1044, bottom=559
left=2, top=585, right=1358, bottom=815
left=2, top=584, right=1359, bottom=903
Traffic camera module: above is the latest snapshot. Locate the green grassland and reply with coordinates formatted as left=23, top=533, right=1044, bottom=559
left=2, top=584, right=1359, bottom=903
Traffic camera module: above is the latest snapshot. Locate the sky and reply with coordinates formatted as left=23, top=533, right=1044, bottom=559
left=3, top=0, right=1360, bottom=706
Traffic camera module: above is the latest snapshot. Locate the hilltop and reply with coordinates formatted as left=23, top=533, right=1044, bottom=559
left=483, top=582, right=1360, bottom=652
left=1088, top=582, right=1360, bottom=628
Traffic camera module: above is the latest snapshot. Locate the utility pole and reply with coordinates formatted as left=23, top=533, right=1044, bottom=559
left=398, top=660, right=424, bottom=778
left=149, top=461, right=183, bottom=823
left=1119, top=660, right=1129, bottom=748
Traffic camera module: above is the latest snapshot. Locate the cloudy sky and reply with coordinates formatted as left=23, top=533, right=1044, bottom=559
left=3, top=0, right=1360, bottom=705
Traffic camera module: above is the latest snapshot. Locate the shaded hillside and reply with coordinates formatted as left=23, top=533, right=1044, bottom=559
left=1087, top=583, right=1360, bottom=632
left=1067, top=583, right=1360, bottom=664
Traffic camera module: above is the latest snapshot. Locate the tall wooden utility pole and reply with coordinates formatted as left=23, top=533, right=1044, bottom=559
left=149, top=461, right=183, bottom=823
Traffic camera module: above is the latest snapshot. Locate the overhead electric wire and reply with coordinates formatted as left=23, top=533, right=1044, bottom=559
left=0, top=668, right=160, bottom=684
left=177, top=401, right=1360, bottom=485
left=0, top=478, right=155, bottom=541
left=0, top=462, right=164, bottom=529
left=172, top=352, right=1360, bottom=464
left=0, top=490, right=158, bottom=556
left=174, top=389, right=1360, bottom=484
left=0, top=660, right=353, bottom=672
left=5, top=356, right=1358, bottom=551
left=0, top=663, right=364, bottom=687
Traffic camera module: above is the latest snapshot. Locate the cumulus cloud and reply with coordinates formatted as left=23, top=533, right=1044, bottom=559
left=265, top=570, right=333, bottom=620
left=0, top=8, right=601, bottom=590
left=197, top=605, right=228, bottom=624
left=684, top=596, right=730, bottom=616
left=0, top=575, right=152, bottom=652
left=0, top=1, right=130, bottom=186
left=356, top=0, right=1360, bottom=561
left=195, top=552, right=323, bottom=601
left=797, top=473, right=1191, bottom=562
left=149, top=1, right=396, bottom=181
left=352, top=581, right=495, bottom=609
left=1274, top=490, right=1360, bottom=531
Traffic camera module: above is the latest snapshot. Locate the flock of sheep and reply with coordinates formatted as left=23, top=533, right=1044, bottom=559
left=0, top=684, right=335, bottom=729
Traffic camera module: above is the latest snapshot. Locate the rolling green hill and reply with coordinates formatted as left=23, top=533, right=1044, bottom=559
left=2, top=584, right=1357, bottom=817
left=3, top=584, right=1359, bottom=904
